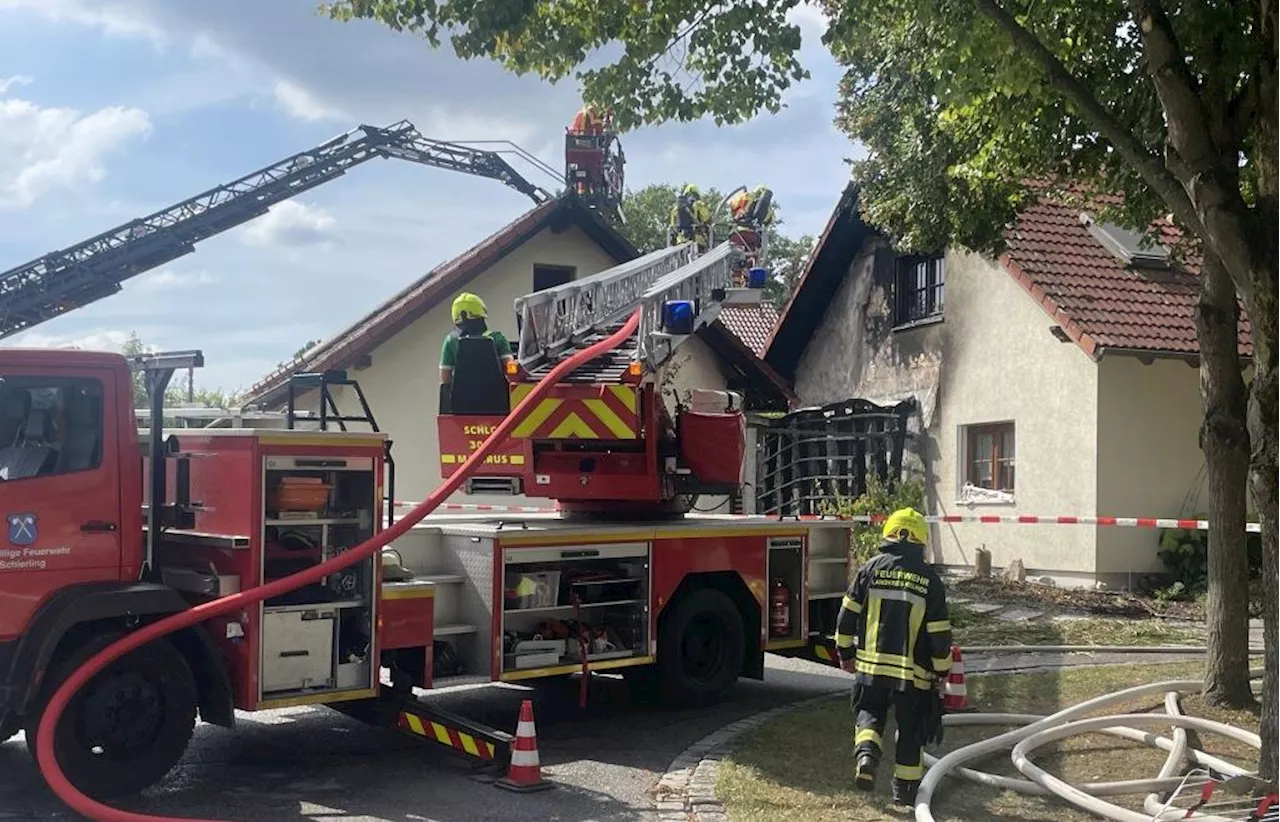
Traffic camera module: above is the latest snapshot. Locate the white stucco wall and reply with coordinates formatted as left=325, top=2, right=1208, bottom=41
left=321, top=223, right=621, bottom=506
left=1095, top=356, right=1209, bottom=581
left=792, top=242, right=1101, bottom=581
left=931, top=249, right=1100, bottom=582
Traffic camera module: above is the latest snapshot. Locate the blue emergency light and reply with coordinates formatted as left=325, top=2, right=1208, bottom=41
left=663, top=300, right=696, bottom=334
left=747, top=267, right=768, bottom=289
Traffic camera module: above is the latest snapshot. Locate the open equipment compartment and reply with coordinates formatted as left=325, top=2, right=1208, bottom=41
left=766, top=536, right=805, bottom=647
left=259, top=453, right=379, bottom=703
left=499, top=541, right=651, bottom=678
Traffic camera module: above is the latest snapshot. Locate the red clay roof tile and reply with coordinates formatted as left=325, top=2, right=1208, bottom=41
left=1003, top=198, right=1252, bottom=358
left=717, top=303, right=781, bottom=357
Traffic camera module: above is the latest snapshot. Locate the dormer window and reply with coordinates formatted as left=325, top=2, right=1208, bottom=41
left=1080, top=213, right=1171, bottom=270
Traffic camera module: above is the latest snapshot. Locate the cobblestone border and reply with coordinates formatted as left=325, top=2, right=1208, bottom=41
left=651, top=692, right=842, bottom=822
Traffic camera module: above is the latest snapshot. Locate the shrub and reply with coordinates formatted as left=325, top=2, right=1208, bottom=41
left=820, top=472, right=926, bottom=568
left=1155, top=516, right=1263, bottom=610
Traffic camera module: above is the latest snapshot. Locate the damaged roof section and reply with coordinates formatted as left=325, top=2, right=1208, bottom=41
left=766, top=185, right=1253, bottom=373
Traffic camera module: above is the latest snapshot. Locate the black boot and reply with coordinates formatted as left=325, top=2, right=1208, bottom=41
left=891, top=778, right=919, bottom=807
left=854, top=752, right=878, bottom=791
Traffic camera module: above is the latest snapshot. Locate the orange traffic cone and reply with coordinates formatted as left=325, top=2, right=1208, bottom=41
left=496, top=699, right=553, bottom=792
left=942, top=645, right=968, bottom=711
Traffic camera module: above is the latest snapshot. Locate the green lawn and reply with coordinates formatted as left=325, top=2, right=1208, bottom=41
left=718, top=662, right=1259, bottom=822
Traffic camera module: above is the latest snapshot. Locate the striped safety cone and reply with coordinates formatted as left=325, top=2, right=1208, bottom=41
left=942, top=645, right=969, bottom=711
left=496, top=699, right=553, bottom=793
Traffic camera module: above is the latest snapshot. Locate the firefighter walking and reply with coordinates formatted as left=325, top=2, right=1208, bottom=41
left=834, top=507, right=952, bottom=807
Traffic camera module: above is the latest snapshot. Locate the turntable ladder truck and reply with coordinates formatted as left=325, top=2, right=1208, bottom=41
left=0, top=239, right=855, bottom=805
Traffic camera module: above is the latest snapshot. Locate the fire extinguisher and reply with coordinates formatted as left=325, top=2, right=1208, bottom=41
left=770, top=579, right=790, bottom=638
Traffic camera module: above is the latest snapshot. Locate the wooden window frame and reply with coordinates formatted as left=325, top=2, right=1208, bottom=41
left=965, top=421, right=1015, bottom=492
left=893, top=254, right=946, bottom=327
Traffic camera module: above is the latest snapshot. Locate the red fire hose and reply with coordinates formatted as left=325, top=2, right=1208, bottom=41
left=35, top=310, right=644, bottom=822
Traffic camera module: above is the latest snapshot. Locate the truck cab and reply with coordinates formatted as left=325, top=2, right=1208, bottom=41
left=0, top=348, right=231, bottom=799
left=0, top=349, right=141, bottom=644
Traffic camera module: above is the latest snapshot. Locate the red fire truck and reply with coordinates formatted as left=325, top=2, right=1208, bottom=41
left=0, top=241, right=854, bottom=805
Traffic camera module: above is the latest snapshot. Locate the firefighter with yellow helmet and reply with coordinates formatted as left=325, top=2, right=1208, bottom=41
left=440, top=292, right=513, bottom=384
left=833, top=506, right=953, bottom=807
left=668, top=184, right=712, bottom=252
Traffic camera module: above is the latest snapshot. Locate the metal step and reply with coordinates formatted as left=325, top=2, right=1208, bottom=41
left=435, top=623, right=480, bottom=637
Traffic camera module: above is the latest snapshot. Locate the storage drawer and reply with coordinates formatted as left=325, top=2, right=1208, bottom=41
left=262, top=608, right=336, bottom=693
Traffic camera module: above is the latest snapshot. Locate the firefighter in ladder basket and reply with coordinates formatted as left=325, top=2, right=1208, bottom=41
left=668, top=184, right=712, bottom=252
left=440, top=293, right=513, bottom=385
left=834, top=507, right=952, bottom=808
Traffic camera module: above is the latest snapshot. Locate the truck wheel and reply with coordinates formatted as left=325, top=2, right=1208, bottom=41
left=26, top=634, right=198, bottom=799
left=657, top=588, right=745, bottom=706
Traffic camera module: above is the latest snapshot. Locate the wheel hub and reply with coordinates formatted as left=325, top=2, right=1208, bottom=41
left=81, top=671, right=164, bottom=753
left=682, top=615, right=727, bottom=681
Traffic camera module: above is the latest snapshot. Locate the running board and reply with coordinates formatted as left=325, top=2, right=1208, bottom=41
left=332, top=691, right=515, bottom=779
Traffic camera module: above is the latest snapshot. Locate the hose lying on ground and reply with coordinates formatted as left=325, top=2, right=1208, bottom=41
left=915, top=670, right=1269, bottom=822
left=34, top=309, right=644, bottom=822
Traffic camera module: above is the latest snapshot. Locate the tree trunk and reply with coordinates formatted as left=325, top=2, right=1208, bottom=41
left=1245, top=271, right=1278, bottom=782
left=1194, top=252, right=1254, bottom=707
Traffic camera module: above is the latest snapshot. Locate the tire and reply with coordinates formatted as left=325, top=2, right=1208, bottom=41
left=25, top=633, right=198, bottom=799
left=656, top=587, right=745, bottom=706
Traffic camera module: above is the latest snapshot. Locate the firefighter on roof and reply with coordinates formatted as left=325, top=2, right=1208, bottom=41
left=669, top=184, right=712, bottom=252
left=440, top=292, right=513, bottom=384
left=834, top=507, right=952, bottom=808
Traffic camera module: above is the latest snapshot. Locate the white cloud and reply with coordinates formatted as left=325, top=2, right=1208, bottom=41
left=133, top=268, right=218, bottom=291
left=240, top=200, right=337, bottom=248
left=0, top=0, right=167, bottom=46
left=8, top=328, right=133, bottom=352
left=0, top=83, right=152, bottom=210
left=0, top=75, right=33, bottom=94
left=273, top=78, right=345, bottom=122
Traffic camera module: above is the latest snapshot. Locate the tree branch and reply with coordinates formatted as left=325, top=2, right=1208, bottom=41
left=1128, top=0, right=1267, bottom=301
left=970, top=0, right=1205, bottom=236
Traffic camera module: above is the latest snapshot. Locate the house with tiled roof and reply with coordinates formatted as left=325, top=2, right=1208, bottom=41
left=765, top=184, right=1252, bottom=587
left=245, top=194, right=792, bottom=506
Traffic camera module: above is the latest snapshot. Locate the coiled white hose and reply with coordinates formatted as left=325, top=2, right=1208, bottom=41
left=915, top=670, right=1266, bottom=822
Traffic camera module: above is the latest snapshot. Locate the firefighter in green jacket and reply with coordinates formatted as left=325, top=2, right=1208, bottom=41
left=834, top=507, right=953, bottom=807
left=440, top=292, right=513, bottom=384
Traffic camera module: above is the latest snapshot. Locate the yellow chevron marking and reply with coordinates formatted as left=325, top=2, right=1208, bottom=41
left=549, top=411, right=597, bottom=439
left=485, top=742, right=496, bottom=757
left=583, top=398, right=635, bottom=438
left=430, top=722, right=452, bottom=746
left=512, top=398, right=562, bottom=437
left=815, top=646, right=834, bottom=661
left=459, top=734, right=480, bottom=756
left=608, top=385, right=637, bottom=413
left=510, top=384, right=533, bottom=404
left=406, top=714, right=426, bottom=735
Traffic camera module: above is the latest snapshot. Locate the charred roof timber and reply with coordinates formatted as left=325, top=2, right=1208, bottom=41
left=1079, top=212, right=1172, bottom=270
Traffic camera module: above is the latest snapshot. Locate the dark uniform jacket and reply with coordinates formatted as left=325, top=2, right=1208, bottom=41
left=834, top=539, right=953, bottom=691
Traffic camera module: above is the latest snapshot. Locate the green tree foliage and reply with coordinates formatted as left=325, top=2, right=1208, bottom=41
left=326, top=0, right=1277, bottom=777
left=120, top=332, right=240, bottom=410
left=617, top=183, right=814, bottom=309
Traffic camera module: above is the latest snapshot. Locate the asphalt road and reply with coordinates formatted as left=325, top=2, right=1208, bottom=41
left=0, top=655, right=850, bottom=822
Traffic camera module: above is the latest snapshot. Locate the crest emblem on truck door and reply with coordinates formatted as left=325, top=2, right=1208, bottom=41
left=7, top=512, right=37, bottom=546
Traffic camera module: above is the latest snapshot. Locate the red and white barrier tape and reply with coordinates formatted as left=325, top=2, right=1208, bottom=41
left=802, top=513, right=1262, bottom=533
left=391, top=501, right=1258, bottom=532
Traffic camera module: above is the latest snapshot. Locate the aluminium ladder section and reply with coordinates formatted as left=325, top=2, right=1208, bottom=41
left=514, top=241, right=742, bottom=379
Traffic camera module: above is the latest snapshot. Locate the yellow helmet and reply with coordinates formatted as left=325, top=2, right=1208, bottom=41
left=881, top=507, right=928, bottom=545
left=451, top=292, right=487, bottom=322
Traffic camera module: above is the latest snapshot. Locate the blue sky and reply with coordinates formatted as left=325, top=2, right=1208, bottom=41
left=0, top=0, right=859, bottom=394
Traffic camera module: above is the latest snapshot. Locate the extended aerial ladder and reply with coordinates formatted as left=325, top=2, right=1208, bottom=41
left=0, top=121, right=552, bottom=340
left=438, top=239, right=770, bottom=515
